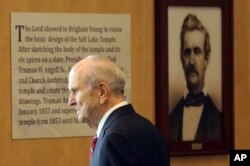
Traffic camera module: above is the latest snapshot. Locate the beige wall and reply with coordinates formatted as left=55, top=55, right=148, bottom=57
left=234, top=0, right=250, bottom=149
left=0, top=0, right=249, bottom=166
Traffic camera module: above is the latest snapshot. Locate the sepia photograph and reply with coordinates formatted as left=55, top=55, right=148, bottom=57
left=155, top=0, right=234, bottom=155
left=168, top=7, right=222, bottom=142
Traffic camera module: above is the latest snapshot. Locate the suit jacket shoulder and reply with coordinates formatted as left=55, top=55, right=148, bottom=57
left=91, top=104, right=169, bottom=166
left=197, top=94, right=222, bottom=140
left=169, top=98, right=184, bottom=141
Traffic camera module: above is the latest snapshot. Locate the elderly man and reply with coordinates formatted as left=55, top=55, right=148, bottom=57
left=68, top=55, right=169, bottom=166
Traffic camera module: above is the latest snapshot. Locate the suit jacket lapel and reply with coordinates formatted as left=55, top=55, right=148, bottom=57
left=195, top=98, right=209, bottom=140
left=91, top=104, right=134, bottom=164
left=169, top=99, right=184, bottom=141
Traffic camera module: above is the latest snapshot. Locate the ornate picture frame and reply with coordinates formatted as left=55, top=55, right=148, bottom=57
left=155, top=0, right=234, bottom=155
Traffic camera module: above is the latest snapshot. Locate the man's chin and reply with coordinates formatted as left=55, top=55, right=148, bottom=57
left=187, top=81, right=201, bottom=92
left=188, top=80, right=198, bottom=85
left=78, top=116, right=87, bottom=123
left=187, top=75, right=199, bottom=84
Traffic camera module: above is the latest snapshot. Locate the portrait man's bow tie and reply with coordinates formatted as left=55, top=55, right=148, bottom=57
left=184, top=92, right=205, bottom=107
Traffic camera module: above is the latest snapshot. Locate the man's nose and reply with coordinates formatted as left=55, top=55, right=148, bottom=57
left=189, top=52, right=195, bottom=65
left=68, top=93, right=76, bottom=106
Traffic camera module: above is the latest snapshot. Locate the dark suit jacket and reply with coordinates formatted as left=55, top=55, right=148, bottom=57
left=91, top=104, right=169, bottom=166
left=169, top=95, right=222, bottom=142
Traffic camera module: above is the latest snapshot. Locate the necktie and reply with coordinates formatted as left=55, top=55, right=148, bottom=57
left=90, top=136, right=98, bottom=161
left=184, top=92, right=205, bottom=107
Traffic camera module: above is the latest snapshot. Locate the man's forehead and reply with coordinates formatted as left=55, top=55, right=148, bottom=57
left=68, top=69, right=77, bottom=88
left=69, top=59, right=89, bottom=75
left=69, top=68, right=77, bottom=79
left=185, top=29, right=204, bottom=36
left=68, top=60, right=90, bottom=82
left=183, top=31, right=205, bottom=46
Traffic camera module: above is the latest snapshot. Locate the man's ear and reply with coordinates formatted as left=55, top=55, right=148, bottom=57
left=98, top=82, right=109, bottom=104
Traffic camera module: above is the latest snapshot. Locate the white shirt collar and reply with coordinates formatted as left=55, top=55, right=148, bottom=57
left=96, top=101, right=129, bottom=137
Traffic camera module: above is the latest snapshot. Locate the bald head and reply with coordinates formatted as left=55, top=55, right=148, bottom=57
left=69, top=55, right=126, bottom=95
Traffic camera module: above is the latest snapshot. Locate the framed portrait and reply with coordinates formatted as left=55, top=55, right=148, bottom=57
left=155, top=0, right=234, bottom=155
